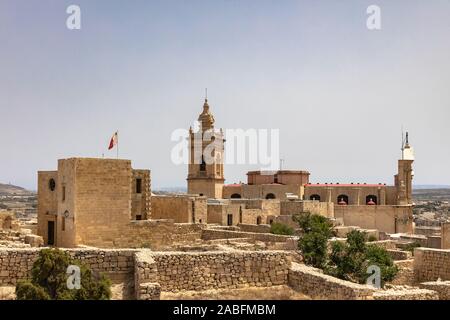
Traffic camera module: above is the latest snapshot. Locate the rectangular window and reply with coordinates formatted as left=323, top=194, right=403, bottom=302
left=227, top=214, right=233, bottom=226
left=62, top=216, right=65, bottom=231
left=136, top=178, right=142, bottom=194
left=62, top=186, right=66, bottom=201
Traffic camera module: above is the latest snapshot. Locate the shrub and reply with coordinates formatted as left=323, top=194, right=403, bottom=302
left=16, top=248, right=111, bottom=300
left=270, top=222, right=294, bottom=235
left=367, top=235, right=377, bottom=242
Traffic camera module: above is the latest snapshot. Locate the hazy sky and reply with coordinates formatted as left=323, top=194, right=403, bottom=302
left=1, top=0, right=449, bottom=190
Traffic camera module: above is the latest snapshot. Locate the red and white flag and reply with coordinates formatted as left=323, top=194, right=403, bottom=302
left=108, top=131, right=118, bottom=150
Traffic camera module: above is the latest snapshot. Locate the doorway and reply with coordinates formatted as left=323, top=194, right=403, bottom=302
left=47, top=221, right=55, bottom=245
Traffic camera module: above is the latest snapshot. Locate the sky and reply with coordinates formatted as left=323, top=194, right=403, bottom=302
left=0, top=0, right=449, bottom=190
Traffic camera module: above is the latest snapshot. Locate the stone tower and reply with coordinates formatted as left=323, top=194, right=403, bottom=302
left=395, top=132, right=414, bottom=205
left=187, top=99, right=225, bottom=198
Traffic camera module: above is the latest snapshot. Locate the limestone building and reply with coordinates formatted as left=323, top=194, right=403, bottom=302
left=185, top=99, right=415, bottom=234
left=37, top=158, right=150, bottom=247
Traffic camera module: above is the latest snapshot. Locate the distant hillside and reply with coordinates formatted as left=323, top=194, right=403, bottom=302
left=0, top=183, right=34, bottom=195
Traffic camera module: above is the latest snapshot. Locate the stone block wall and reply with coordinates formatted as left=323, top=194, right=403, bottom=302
left=419, top=281, right=450, bottom=300
left=237, top=224, right=271, bottom=233
left=201, top=228, right=294, bottom=243
left=151, top=251, right=292, bottom=292
left=288, top=263, right=375, bottom=300
left=134, top=249, right=160, bottom=300
left=414, top=248, right=450, bottom=282
left=0, top=248, right=137, bottom=285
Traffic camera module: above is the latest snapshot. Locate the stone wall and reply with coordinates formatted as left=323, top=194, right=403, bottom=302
left=0, top=248, right=137, bottom=285
left=151, top=195, right=207, bottom=224
left=334, top=205, right=413, bottom=234
left=414, top=248, right=450, bottom=282
left=390, top=260, right=414, bottom=286
left=151, top=251, right=292, bottom=292
left=442, top=223, right=450, bottom=249
left=237, top=223, right=271, bottom=233
left=373, top=288, right=438, bottom=300
left=133, top=249, right=160, bottom=300
left=288, top=263, right=375, bottom=300
left=114, top=221, right=204, bottom=249
left=280, top=200, right=334, bottom=218
left=419, top=281, right=450, bottom=300
left=201, top=228, right=294, bottom=244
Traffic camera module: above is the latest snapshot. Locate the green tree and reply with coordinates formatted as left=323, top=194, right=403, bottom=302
left=294, top=213, right=335, bottom=268
left=16, top=248, right=111, bottom=300
left=325, top=230, right=398, bottom=287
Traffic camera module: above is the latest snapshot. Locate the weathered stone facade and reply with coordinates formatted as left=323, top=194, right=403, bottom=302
left=37, top=158, right=151, bottom=247
left=151, top=251, right=292, bottom=292
left=151, top=194, right=207, bottom=223
left=414, top=248, right=450, bottom=282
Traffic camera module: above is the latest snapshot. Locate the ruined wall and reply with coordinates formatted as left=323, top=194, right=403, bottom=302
left=151, top=195, right=207, bottom=223
left=151, top=251, right=291, bottom=292
left=334, top=205, right=413, bottom=234
left=288, top=263, right=375, bottom=300
left=414, top=248, right=450, bottom=282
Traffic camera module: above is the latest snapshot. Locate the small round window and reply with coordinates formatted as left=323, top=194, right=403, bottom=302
left=49, top=178, right=56, bottom=191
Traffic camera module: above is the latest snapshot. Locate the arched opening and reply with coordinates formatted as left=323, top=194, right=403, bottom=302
left=265, top=193, right=276, bottom=199
left=256, top=216, right=262, bottom=225
left=49, top=178, right=56, bottom=191
left=230, top=193, right=241, bottom=199
left=366, top=195, right=378, bottom=205
left=200, top=156, right=206, bottom=171
left=337, top=194, right=349, bottom=205
left=310, top=194, right=321, bottom=201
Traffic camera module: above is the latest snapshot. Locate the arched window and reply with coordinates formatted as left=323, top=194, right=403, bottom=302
left=265, top=193, right=276, bottom=199
left=200, top=156, right=206, bottom=171
left=366, top=195, right=378, bottom=205
left=256, top=216, right=262, bottom=225
left=337, top=195, right=349, bottom=205
left=230, top=193, right=241, bottom=199
left=310, top=194, right=321, bottom=201
left=49, top=178, right=56, bottom=191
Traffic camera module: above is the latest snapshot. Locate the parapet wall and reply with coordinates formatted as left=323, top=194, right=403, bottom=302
left=151, top=251, right=292, bottom=292
left=414, top=248, right=450, bottom=282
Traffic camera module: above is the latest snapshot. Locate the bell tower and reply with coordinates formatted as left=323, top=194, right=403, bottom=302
left=187, top=98, right=225, bottom=198
left=395, top=132, right=414, bottom=205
